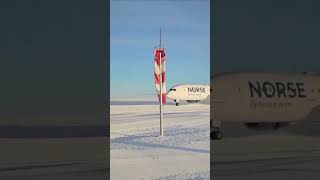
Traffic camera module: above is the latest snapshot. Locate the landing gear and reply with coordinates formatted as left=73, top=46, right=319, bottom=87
left=176, top=102, right=179, bottom=106
left=211, top=127, right=223, bottom=140
left=211, top=120, right=223, bottom=140
left=174, top=99, right=179, bottom=106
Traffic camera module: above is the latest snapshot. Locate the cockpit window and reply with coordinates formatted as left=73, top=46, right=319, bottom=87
left=169, top=88, right=176, bottom=91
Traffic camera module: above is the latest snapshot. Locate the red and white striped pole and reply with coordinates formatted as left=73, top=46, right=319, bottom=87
left=154, top=28, right=166, bottom=137
left=159, top=28, right=164, bottom=137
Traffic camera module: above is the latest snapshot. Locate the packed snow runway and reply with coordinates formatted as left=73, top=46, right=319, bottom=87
left=0, top=137, right=108, bottom=180
left=110, top=97, right=210, bottom=180
left=212, top=116, right=320, bottom=180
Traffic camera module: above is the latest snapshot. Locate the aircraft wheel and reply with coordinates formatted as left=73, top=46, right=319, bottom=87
left=215, top=130, right=223, bottom=140
left=176, top=103, right=179, bottom=106
left=210, top=131, right=214, bottom=139
left=211, top=130, right=223, bottom=140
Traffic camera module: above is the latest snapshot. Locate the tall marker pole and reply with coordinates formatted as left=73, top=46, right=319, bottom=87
left=159, top=28, right=164, bottom=137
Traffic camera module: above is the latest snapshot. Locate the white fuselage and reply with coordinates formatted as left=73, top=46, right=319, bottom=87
left=167, top=84, right=210, bottom=102
left=212, top=73, right=320, bottom=123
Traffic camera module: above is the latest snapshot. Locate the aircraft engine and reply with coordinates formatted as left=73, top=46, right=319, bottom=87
left=186, top=100, right=200, bottom=103
left=244, top=122, right=290, bottom=130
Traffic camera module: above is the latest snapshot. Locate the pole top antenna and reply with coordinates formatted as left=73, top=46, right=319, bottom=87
left=160, top=28, right=162, bottom=48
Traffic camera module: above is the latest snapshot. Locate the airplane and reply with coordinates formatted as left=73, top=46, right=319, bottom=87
left=211, top=72, right=320, bottom=140
left=166, top=84, right=210, bottom=106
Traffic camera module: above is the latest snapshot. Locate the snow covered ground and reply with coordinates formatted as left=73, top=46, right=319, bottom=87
left=110, top=97, right=210, bottom=180
left=0, top=137, right=108, bottom=180
left=212, top=118, right=320, bottom=180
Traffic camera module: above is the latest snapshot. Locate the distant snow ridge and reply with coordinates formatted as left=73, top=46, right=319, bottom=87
left=152, top=170, right=210, bottom=180
left=111, top=127, right=209, bottom=150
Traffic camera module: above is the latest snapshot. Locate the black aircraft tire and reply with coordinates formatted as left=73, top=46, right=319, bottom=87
left=215, top=131, right=223, bottom=140
left=211, top=131, right=223, bottom=140
left=210, top=131, right=214, bottom=139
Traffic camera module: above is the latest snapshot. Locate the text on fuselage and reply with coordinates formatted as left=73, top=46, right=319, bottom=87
left=187, top=87, right=206, bottom=94
left=248, top=81, right=307, bottom=98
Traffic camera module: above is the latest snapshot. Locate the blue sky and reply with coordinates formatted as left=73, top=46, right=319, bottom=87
left=213, top=0, right=320, bottom=74
left=111, top=0, right=210, bottom=97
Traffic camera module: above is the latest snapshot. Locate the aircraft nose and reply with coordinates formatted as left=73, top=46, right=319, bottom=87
left=167, top=91, right=173, bottom=99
